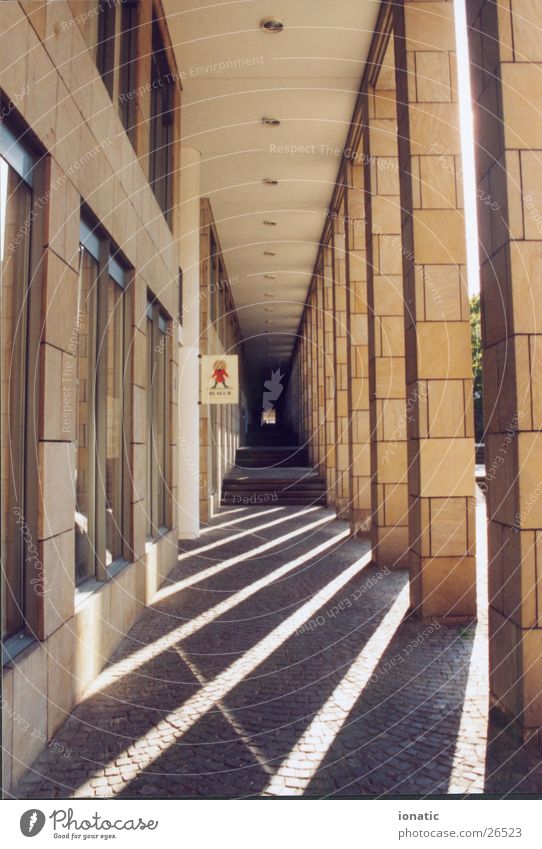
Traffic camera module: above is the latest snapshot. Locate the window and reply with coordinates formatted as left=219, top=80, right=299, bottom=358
left=178, top=266, right=183, bottom=326
left=119, top=0, right=139, bottom=141
left=149, top=16, right=174, bottom=224
left=96, top=0, right=117, bottom=97
left=0, top=124, right=36, bottom=639
left=218, top=261, right=227, bottom=337
left=75, top=216, right=130, bottom=585
left=75, top=231, right=98, bottom=585
left=104, top=253, right=128, bottom=566
left=209, top=232, right=217, bottom=324
left=146, top=297, right=171, bottom=536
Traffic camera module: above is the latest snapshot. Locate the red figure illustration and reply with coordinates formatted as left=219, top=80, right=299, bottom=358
left=212, top=359, right=229, bottom=389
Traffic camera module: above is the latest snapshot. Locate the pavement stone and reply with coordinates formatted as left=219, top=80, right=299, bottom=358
left=13, top=505, right=542, bottom=799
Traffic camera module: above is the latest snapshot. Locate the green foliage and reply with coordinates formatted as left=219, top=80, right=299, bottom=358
left=470, top=294, right=484, bottom=442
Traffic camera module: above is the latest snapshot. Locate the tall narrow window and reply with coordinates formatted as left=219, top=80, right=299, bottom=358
left=0, top=125, right=35, bottom=639
left=76, top=217, right=130, bottom=585
left=156, top=312, right=168, bottom=528
left=146, top=305, right=154, bottom=538
left=119, top=0, right=138, bottom=142
left=149, top=16, right=174, bottom=224
left=96, top=0, right=117, bottom=97
left=209, top=232, right=217, bottom=324
left=178, top=266, right=183, bottom=326
left=75, top=224, right=99, bottom=585
left=146, top=297, right=170, bottom=536
left=104, top=255, right=127, bottom=566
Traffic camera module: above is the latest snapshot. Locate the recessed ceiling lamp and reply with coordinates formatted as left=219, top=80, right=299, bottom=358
left=262, top=116, right=281, bottom=127
left=263, top=220, right=277, bottom=226
left=263, top=178, right=278, bottom=185
left=261, top=17, right=284, bottom=33
left=263, top=251, right=276, bottom=256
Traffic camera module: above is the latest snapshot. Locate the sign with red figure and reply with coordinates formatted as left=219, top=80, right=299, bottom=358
left=200, top=354, right=239, bottom=404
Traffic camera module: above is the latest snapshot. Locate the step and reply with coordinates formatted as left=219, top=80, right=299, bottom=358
left=223, top=478, right=325, bottom=490
left=221, top=493, right=327, bottom=506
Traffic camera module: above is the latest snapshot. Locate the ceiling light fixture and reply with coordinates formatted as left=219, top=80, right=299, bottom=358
left=261, top=17, right=284, bottom=33
left=262, top=178, right=278, bottom=185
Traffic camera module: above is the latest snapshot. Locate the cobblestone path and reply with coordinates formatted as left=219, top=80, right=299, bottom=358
left=15, top=504, right=542, bottom=798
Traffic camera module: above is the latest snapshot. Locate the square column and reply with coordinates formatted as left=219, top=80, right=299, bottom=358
left=345, top=161, right=371, bottom=534
left=315, top=269, right=327, bottom=475
left=323, top=244, right=337, bottom=506
left=332, top=201, right=351, bottom=518
left=468, top=0, right=542, bottom=739
left=363, top=49, right=409, bottom=569
left=393, top=0, right=476, bottom=618
left=308, top=298, right=319, bottom=467
left=309, top=284, right=322, bottom=470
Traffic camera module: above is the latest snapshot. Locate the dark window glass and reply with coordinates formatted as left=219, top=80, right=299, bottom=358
left=0, top=155, right=32, bottom=637
left=75, top=246, right=98, bottom=585
left=146, top=298, right=170, bottom=536
left=96, top=0, right=117, bottom=97
left=119, top=0, right=138, bottom=142
left=104, top=273, right=125, bottom=565
left=149, top=17, right=174, bottom=224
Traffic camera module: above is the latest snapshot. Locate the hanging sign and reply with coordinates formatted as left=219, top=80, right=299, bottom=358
left=200, top=354, right=239, bottom=404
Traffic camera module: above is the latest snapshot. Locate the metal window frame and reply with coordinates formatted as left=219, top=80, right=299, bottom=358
left=0, top=123, right=36, bottom=187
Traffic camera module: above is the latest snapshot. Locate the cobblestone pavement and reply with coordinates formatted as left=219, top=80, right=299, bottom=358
left=15, top=503, right=542, bottom=798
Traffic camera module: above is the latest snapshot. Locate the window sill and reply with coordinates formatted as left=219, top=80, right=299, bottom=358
left=3, top=632, right=36, bottom=667
left=74, top=577, right=104, bottom=610
left=74, top=557, right=133, bottom=611
left=106, top=557, right=131, bottom=581
left=145, top=526, right=171, bottom=550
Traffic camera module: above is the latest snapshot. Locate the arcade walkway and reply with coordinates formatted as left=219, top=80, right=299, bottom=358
left=14, top=500, right=542, bottom=799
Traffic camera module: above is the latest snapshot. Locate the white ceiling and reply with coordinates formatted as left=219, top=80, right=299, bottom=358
left=163, top=0, right=380, bottom=376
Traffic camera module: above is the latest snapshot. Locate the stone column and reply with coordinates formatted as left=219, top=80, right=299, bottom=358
left=345, top=159, right=371, bottom=535
left=323, top=243, right=337, bottom=506
left=393, top=0, right=476, bottom=619
left=178, top=147, right=201, bottom=539
left=309, top=290, right=320, bottom=468
left=468, top=0, right=542, bottom=738
left=332, top=200, right=351, bottom=518
left=198, top=201, right=212, bottom=525
left=301, top=323, right=309, bottom=447
left=315, top=269, right=326, bottom=476
left=363, top=46, right=409, bottom=569
left=306, top=298, right=316, bottom=465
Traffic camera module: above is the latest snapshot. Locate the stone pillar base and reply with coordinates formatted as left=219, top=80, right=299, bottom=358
left=350, top=508, right=371, bottom=537
left=410, top=554, right=476, bottom=621
left=373, top=526, right=409, bottom=570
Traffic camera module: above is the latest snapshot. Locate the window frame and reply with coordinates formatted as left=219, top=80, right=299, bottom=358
left=96, top=0, right=117, bottom=98
left=146, top=295, right=172, bottom=538
left=99, top=246, right=132, bottom=576
left=119, top=0, right=139, bottom=144
left=1, top=116, right=44, bottom=654
left=74, top=237, right=99, bottom=587
left=178, top=266, right=183, bottom=326
left=75, top=213, right=132, bottom=588
left=149, top=13, right=175, bottom=226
